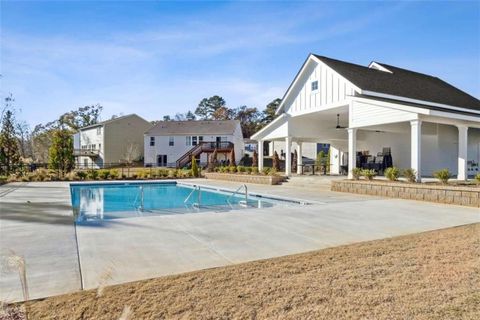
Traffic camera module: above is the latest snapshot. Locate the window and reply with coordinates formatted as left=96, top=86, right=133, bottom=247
left=169, top=136, right=174, bottom=146
left=221, top=136, right=228, bottom=142
left=83, top=159, right=89, bottom=168
left=150, top=137, right=155, bottom=146
left=192, top=136, right=198, bottom=146
left=98, top=144, right=101, bottom=150
left=92, top=144, right=96, bottom=150
left=96, top=127, right=102, bottom=135
left=311, top=80, right=318, bottom=91
left=186, top=136, right=192, bottom=146
left=199, top=136, right=203, bottom=143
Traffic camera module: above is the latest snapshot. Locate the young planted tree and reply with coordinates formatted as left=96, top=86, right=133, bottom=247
left=191, top=156, right=199, bottom=177
left=208, top=148, right=218, bottom=172
left=0, top=110, right=21, bottom=175
left=252, top=150, right=258, bottom=167
left=229, top=148, right=236, bottom=167
left=272, top=151, right=280, bottom=171
left=48, top=129, right=74, bottom=176
left=292, top=149, right=298, bottom=171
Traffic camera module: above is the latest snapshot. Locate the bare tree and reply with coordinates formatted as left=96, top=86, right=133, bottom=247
left=16, top=121, right=32, bottom=159
left=123, top=142, right=140, bottom=166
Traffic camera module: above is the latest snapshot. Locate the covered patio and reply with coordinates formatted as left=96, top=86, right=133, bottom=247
left=251, top=54, right=480, bottom=182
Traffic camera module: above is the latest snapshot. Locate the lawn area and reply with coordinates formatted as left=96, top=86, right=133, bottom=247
left=15, top=223, right=480, bottom=319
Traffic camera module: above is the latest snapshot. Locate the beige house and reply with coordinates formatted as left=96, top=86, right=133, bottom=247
left=73, top=114, right=152, bottom=168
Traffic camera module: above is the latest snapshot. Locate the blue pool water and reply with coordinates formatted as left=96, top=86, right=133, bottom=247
left=70, top=182, right=291, bottom=222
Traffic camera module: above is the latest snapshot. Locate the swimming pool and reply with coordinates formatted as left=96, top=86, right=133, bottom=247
left=70, top=181, right=301, bottom=222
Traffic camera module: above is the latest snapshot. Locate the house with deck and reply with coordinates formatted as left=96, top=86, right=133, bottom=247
left=73, top=114, right=152, bottom=168
left=252, top=54, right=480, bottom=181
left=144, top=120, right=244, bottom=168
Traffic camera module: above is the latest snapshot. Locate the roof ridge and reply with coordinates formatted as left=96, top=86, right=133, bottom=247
left=373, top=62, right=440, bottom=79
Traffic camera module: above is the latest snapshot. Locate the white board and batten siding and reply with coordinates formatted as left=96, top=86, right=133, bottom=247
left=350, top=99, right=418, bottom=128
left=284, top=60, right=356, bottom=117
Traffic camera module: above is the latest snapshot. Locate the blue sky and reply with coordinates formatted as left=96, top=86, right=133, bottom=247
left=1, top=0, right=479, bottom=126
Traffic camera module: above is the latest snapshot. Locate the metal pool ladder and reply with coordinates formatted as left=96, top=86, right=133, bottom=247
left=184, top=186, right=201, bottom=208
left=227, top=184, right=248, bottom=207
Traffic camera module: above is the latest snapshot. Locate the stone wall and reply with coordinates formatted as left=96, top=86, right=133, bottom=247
left=204, top=172, right=285, bottom=185
left=331, top=180, right=480, bottom=207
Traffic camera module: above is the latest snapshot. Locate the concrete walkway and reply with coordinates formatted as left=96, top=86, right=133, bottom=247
left=1, top=180, right=478, bottom=301
left=0, top=182, right=81, bottom=302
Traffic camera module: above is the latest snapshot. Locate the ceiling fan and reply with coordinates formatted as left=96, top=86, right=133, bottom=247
left=335, top=114, right=347, bottom=130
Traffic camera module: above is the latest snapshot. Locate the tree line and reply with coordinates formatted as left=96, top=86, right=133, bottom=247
left=162, top=95, right=281, bottom=138
left=0, top=96, right=103, bottom=176
left=0, top=94, right=281, bottom=176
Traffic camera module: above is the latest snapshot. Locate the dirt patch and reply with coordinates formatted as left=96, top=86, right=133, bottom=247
left=23, top=224, right=480, bottom=319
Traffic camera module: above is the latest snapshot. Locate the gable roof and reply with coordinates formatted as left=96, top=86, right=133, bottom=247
left=79, top=114, right=148, bottom=131
left=145, top=120, right=240, bottom=136
left=313, top=54, right=480, bottom=111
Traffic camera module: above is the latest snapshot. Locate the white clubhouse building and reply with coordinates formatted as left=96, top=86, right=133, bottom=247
left=144, top=120, right=244, bottom=168
left=252, top=54, right=480, bottom=181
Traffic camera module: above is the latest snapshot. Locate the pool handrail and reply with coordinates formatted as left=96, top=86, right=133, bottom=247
left=227, top=184, right=248, bottom=206
left=184, top=186, right=201, bottom=207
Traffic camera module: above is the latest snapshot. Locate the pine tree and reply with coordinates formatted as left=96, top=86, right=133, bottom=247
left=48, top=129, right=74, bottom=176
left=0, top=110, right=20, bottom=175
left=191, top=156, right=199, bottom=177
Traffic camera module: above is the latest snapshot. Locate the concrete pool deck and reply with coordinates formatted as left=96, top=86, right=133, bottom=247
left=1, top=179, right=479, bottom=301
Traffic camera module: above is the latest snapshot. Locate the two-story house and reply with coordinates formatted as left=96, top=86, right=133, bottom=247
left=73, top=114, right=152, bottom=168
left=144, top=120, right=244, bottom=168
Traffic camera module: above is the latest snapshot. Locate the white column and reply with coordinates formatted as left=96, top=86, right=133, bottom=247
left=296, top=142, right=303, bottom=174
left=410, top=120, right=422, bottom=182
left=347, top=128, right=357, bottom=179
left=457, top=125, right=468, bottom=181
left=257, top=140, right=264, bottom=171
left=270, top=141, right=275, bottom=157
left=285, top=136, right=292, bottom=176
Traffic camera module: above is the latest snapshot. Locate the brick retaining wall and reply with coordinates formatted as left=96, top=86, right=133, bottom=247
left=331, top=180, right=480, bottom=207
left=204, top=172, right=285, bottom=185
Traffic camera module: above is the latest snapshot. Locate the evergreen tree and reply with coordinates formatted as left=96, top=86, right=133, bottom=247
left=191, top=156, right=199, bottom=177
left=48, top=129, right=74, bottom=175
left=195, top=95, right=227, bottom=119
left=0, top=110, right=20, bottom=175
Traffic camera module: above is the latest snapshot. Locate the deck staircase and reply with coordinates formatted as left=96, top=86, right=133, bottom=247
left=176, top=141, right=234, bottom=168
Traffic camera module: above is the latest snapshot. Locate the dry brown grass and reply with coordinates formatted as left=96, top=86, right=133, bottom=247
left=24, top=224, right=480, bottom=319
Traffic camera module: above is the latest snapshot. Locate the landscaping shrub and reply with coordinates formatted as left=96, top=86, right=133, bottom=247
left=475, top=173, right=480, bottom=184
left=237, top=166, right=245, bottom=173
left=110, top=169, right=119, bottom=179
left=98, top=169, right=110, bottom=180
left=87, top=169, right=98, bottom=180
left=384, top=167, right=400, bottom=181
left=362, top=169, right=377, bottom=181
left=433, top=168, right=451, bottom=184
left=268, top=168, right=278, bottom=176
left=403, top=168, right=416, bottom=183
left=228, top=166, right=236, bottom=173
left=156, top=168, right=168, bottom=178
left=167, top=169, right=176, bottom=178
left=136, top=169, right=149, bottom=179
left=76, top=170, right=87, bottom=180
left=352, top=167, right=362, bottom=180
left=251, top=166, right=259, bottom=175
left=35, top=168, right=49, bottom=181
left=245, top=166, right=252, bottom=174
left=262, top=167, right=271, bottom=175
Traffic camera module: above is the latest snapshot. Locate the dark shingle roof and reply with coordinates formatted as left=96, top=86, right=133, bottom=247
left=145, top=120, right=240, bottom=136
left=313, top=55, right=480, bottom=111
